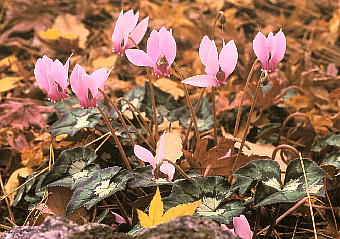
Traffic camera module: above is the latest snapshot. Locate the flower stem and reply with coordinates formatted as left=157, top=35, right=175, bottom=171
left=173, top=62, right=200, bottom=143
left=146, top=68, right=159, bottom=141
left=230, top=71, right=265, bottom=177
left=99, top=89, right=135, bottom=146
left=97, top=105, right=132, bottom=172
left=231, top=59, right=258, bottom=156
left=184, top=87, right=205, bottom=149
left=212, top=86, right=218, bottom=143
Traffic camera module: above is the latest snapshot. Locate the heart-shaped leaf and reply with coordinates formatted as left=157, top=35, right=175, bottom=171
left=163, top=176, right=244, bottom=224
left=66, top=166, right=133, bottom=214
left=128, top=166, right=173, bottom=188
left=42, top=147, right=100, bottom=189
left=49, top=108, right=101, bottom=137
left=231, top=158, right=324, bottom=206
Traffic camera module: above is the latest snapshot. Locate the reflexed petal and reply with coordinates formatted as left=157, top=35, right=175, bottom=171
left=157, top=132, right=166, bottom=163
left=199, top=36, right=213, bottom=66
left=112, top=10, right=125, bottom=53
left=70, top=64, right=86, bottom=95
left=126, top=49, right=154, bottom=67
left=82, top=74, right=98, bottom=100
left=181, top=75, right=220, bottom=87
left=158, top=27, right=176, bottom=65
left=146, top=30, right=161, bottom=63
left=253, top=31, right=269, bottom=70
left=122, top=10, right=139, bottom=47
left=51, top=59, right=68, bottom=89
left=268, top=30, right=286, bottom=72
left=205, top=40, right=219, bottom=76
left=134, top=145, right=156, bottom=168
left=160, top=162, right=175, bottom=181
left=125, top=16, right=149, bottom=49
left=91, top=68, right=109, bottom=89
left=233, top=215, right=253, bottom=239
left=219, top=40, right=238, bottom=77
left=34, top=57, right=51, bottom=91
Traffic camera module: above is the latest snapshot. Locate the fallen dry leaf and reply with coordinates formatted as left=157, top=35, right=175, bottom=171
left=0, top=77, right=21, bottom=93
left=4, top=167, right=34, bottom=205
left=156, top=131, right=183, bottom=163
left=154, top=78, right=184, bottom=100
left=52, top=14, right=89, bottom=48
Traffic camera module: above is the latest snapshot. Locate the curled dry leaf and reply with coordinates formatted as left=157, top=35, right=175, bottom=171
left=4, top=167, right=33, bottom=205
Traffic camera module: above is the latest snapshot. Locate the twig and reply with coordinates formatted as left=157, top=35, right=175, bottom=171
left=231, top=59, right=258, bottom=155
left=173, top=62, right=200, bottom=143
left=183, top=88, right=205, bottom=149
left=0, top=172, right=15, bottom=224
left=271, top=144, right=300, bottom=164
left=211, top=86, right=218, bottom=143
left=146, top=68, right=159, bottom=140
left=97, top=105, right=132, bottom=172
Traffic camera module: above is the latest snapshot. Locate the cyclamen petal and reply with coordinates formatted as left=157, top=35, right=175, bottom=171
left=112, top=10, right=149, bottom=55
left=182, top=35, right=238, bottom=88
left=181, top=75, right=220, bottom=87
left=127, top=27, right=176, bottom=77
left=160, top=162, right=175, bottom=181
left=253, top=30, right=286, bottom=72
left=70, top=65, right=110, bottom=109
left=134, top=145, right=156, bottom=168
left=233, top=215, right=253, bottom=239
left=34, top=55, right=71, bottom=103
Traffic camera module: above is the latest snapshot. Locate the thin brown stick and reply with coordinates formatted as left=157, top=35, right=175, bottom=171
left=184, top=88, right=205, bottom=149
left=211, top=86, right=218, bottom=143
left=146, top=68, right=159, bottom=140
left=257, top=197, right=308, bottom=235
left=230, top=71, right=264, bottom=178
left=99, top=89, right=135, bottom=146
left=162, top=159, right=190, bottom=180
left=231, top=59, right=258, bottom=155
left=97, top=105, right=132, bottom=172
left=173, top=62, right=200, bottom=143
left=117, top=98, right=156, bottom=149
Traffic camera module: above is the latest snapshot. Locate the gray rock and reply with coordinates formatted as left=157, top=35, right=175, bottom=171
left=136, top=216, right=241, bottom=239
left=1, top=216, right=132, bottom=239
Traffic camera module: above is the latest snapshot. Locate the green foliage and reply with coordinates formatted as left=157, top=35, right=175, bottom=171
left=67, top=166, right=133, bottom=214
left=163, top=176, right=244, bottom=224
left=42, top=147, right=100, bottom=189
left=127, top=166, right=173, bottom=188
left=231, top=158, right=324, bottom=206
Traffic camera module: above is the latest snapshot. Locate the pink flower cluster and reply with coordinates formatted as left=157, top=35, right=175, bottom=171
left=35, top=8, right=286, bottom=107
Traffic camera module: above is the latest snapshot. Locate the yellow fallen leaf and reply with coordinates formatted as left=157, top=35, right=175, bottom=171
left=154, top=78, right=184, bottom=100
left=39, top=29, right=61, bottom=40
left=137, top=187, right=201, bottom=228
left=92, top=55, right=117, bottom=70
left=0, top=76, right=21, bottom=93
left=0, top=56, right=19, bottom=72
left=156, top=131, right=183, bottom=163
left=52, top=14, right=89, bottom=48
left=4, top=167, right=33, bottom=205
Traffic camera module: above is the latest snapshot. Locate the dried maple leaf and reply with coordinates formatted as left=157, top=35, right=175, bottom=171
left=0, top=101, right=54, bottom=129
left=182, top=137, right=267, bottom=177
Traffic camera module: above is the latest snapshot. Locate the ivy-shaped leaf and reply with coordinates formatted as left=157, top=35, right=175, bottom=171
left=312, top=134, right=340, bottom=153
left=231, top=158, right=324, bottom=206
left=42, top=147, right=100, bottom=189
left=163, top=176, right=244, bottom=224
left=168, top=97, right=213, bottom=132
left=48, top=107, right=101, bottom=137
left=128, top=166, right=173, bottom=188
left=321, top=152, right=340, bottom=169
left=66, top=166, right=133, bottom=214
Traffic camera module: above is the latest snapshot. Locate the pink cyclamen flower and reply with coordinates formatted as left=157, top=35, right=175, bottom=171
left=253, top=29, right=286, bottom=72
left=34, top=55, right=71, bottom=103
left=134, top=132, right=175, bottom=181
left=112, top=9, right=149, bottom=55
left=125, top=27, right=176, bottom=77
left=70, top=64, right=112, bottom=109
left=221, top=215, right=253, bottom=239
left=181, top=36, right=238, bottom=87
